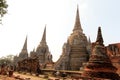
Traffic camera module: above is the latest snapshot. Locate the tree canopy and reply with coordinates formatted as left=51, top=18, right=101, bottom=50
left=0, top=0, right=8, bottom=24
left=0, top=55, right=14, bottom=66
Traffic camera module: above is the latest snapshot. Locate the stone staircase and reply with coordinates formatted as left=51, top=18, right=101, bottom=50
left=54, top=54, right=65, bottom=69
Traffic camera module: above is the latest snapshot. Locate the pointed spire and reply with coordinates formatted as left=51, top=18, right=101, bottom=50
left=22, top=36, right=27, bottom=51
left=73, top=5, right=83, bottom=33
left=41, top=25, right=46, bottom=43
left=96, top=27, right=104, bottom=46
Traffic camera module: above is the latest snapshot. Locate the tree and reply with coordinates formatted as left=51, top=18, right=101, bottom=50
left=0, top=0, right=8, bottom=24
left=0, top=55, right=14, bottom=66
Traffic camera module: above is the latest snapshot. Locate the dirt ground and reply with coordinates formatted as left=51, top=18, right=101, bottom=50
left=0, top=72, right=65, bottom=80
left=0, top=72, right=48, bottom=80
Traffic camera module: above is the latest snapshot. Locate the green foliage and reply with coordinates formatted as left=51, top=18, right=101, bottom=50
left=0, top=0, right=8, bottom=23
left=0, top=55, right=14, bottom=66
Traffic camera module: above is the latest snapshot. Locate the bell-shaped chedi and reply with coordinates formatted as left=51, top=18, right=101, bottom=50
left=54, top=6, right=89, bottom=70
left=35, top=26, right=53, bottom=65
left=68, top=6, right=89, bottom=70
left=82, top=27, right=120, bottom=79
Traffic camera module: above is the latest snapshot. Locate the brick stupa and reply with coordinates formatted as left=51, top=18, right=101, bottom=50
left=82, top=27, right=120, bottom=79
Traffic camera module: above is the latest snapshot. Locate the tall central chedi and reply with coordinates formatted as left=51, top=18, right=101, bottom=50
left=54, top=6, right=89, bottom=70
left=82, top=27, right=120, bottom=79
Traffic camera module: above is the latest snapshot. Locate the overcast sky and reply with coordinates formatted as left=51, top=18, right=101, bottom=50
left=0, top=0, right=120, bottom=61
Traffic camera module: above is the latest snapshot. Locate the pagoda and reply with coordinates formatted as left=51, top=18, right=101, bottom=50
left=19, top=36, right=28, bottom=59
left=54, top=6, right=89, bottom=70
left=82, top=27, right=120, bottom=79
left=13, top=36, right=28, bottom=65
left=30, top=26, right=53, bottom=67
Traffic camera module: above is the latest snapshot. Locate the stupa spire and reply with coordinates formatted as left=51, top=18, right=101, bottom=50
left=22, top=36, right=27, bottom=52
left=41, top=25, right=46, bottom=43
left=73, top=5, right=83, bottom=33
left=96, top=27, right=104, bottom=46
left=39, top=25, right=47, bottom=47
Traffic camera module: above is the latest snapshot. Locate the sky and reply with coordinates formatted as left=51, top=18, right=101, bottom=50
left=0, top=0, right=120, bottom=62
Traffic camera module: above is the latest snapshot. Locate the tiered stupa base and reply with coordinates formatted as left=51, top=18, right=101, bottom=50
left=82, top=27, right=120, bottom=80
left=82, top=62, right=120, bottom=79
left=83, top=71, right=120, bottom=79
